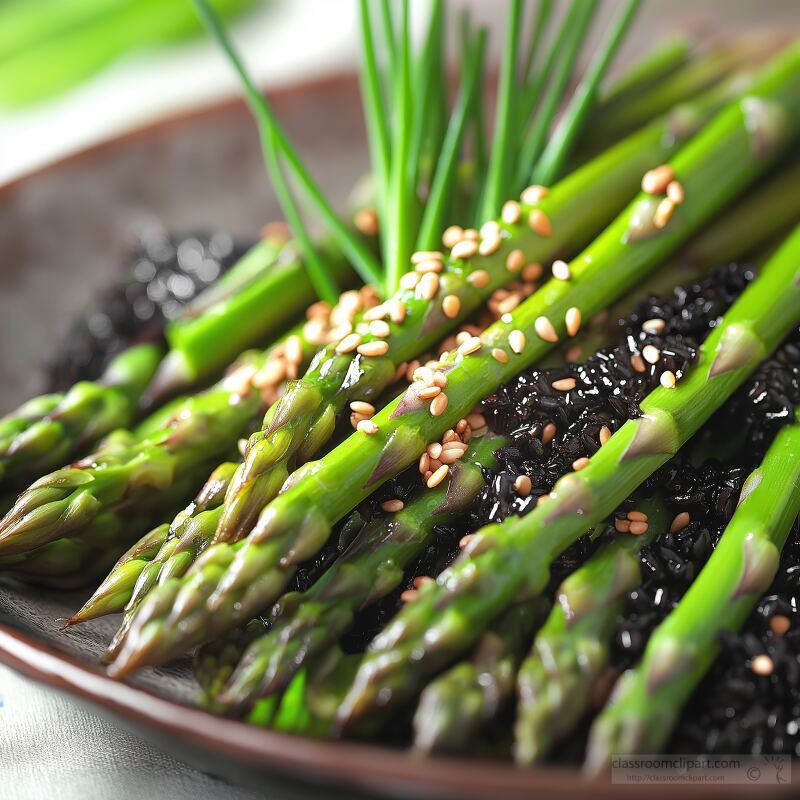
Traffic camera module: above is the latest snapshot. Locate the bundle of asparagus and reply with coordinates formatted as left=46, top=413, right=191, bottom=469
left=3, top=0, right=800, bottom=775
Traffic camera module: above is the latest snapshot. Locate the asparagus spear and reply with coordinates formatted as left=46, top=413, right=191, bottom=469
left=107, top=44, right=800, bottom=677
left=333, top=224, right=800, bottom=730
left=584, top=415, right=800, bottom=771
left=215, top=435, right=503, bottom=712
left=413, top=600, right=545, bottom=754
left=513, top=498, right=668, bottom=764
left=0, top=344, right=162, bottom=487
left=214, top=76, right=747, bottom=544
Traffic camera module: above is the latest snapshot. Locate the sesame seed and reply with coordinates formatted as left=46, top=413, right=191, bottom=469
left=467, top=269, right=491, bottom=289
left=660, top=370, right=677, bottom=388
left=523, top=262, right=543, bottom=282
left=427, top=442, right=443, bottom=459
left=253, top=360, right=286, bottom=388
left=642, top=344, right=661, bottom=364
left=501, top=200, right=522, bottom=224
left=572, top=456, right=590, bottom=471
left=666, top=180, right=685, bottom=204
left=542, top=422, right=557, bottom=445
left=362, top=305, right=388, bottom=322
left=418, top=452, right=430, bottom=473
left=382, top=499, right=405, bottom=513
left=457, top=336, right=482, bottom=356
left=654, top=197, right=675, bottom=229
left=412, top=576, right=433, bottom=588
left=615, top=517, right=631, bottom=533
left=528, top=208, right=552, bottom=237
left=357, top=419, right=379, bottom=435
left=770, top=615, right=791, bottom=636
left=467, top=412, right=486, bottom=429
left=480, top=220, right=501, bottom=239
left=463, top=228, right=479, bottom=241
left=565, top=307, right=582, bottom=337
left=336, top=333, right=362, bottom=353
left=552, top=377, right=576, bottom=392
left=508, top=329, right=526, bottom=354
left=629, top=521, right=649, bottom=536
left=642, top=318, right=665, bottom=333
left=369, top=319, right=391, bottom=338
left=479, top=235, right=501, bottom=256
left=497, top=294, right=521, bottom=314
left=430, top=393, right=449, bottom=417
left=599, top=425, right=612, bottom=445
left=417, top=272, right=440, bottom=301
left=411, top=250, right=444, bottom=264
left=400, top=272, right=420, bottom=290
left=630, top=354, right=646, bottom=373
left=433, top=371, right=448, bottom=388
left=459, top=534, right=474, bottom=549
left=354, top=207, right=379, bottom=236
left=627, top=510, right=648, bottom=522
left=427, top=464, right=450, bottom=488
left=641, top=164, right=674, bottom=195
left=521, top=184, right=549, bottom=204
left=513, top=474, right=532, bottom=497
left=389, top=298, right=407, bottom=324
left=552, top=259, right=571, bottom=280
left=350, top=400, right=375, bottom=416
left=413, top=366, right=435, bottom=384
left=442, top=225, right=464, bottom=248
left=456, top=419, right=468, bottom=434
left=451, top=240, right=478, bottom=260
left=358, top=340, right=389, bottom=357
left=400, top=588, right=419, bottom=603
left=505, top=249, right=525, bottom=273
left=441, top=294, right=461, bottom=320
left=534, top=316, right=559, bottom=343
left=492, top=347, right=509, bottom=363
left=418, top=385, right=442, bottom=400
left=669, top=511, right=691, bottom=533
left=415, top=258, right=444, bottom=273
left=751, top=654, right=774, bottom=676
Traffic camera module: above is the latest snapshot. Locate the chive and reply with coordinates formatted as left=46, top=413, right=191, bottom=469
left=533, top=0, right=641, bottom=186
left=517, top=0, right=598, bottom=190
left=479, top=0, right=523, bottom=221
left=417, top=27, right=487, bottom=251
left=193, top=0, right=383, bottom=289
left=378, top=0, right=398, bottom=95
left=521, top=0, right=554, bottom=85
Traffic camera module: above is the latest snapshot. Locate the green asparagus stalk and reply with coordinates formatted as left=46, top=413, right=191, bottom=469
left=214, top=77, right=744, bottom=544
left=413, top=600, right=544, bottom=754
left=513, top=498, right=668, bottom=764
left=584, top=415, right=800, bottom=772
left=0, top=344, right=162, bottom=487
left=106, top=44, right=800, bottom=678
left=333, top=222, right=800, bottom=731
left=67, top=461, right=238, bottom=625
left=215, top=435, right=503, bottom=712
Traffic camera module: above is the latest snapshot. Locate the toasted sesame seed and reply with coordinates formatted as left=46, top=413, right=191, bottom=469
left=565, top=307, right=582, bottom=337
left=350, top=400, right=375, bottom=416
left=505, top=249, right=525, bottom=273
left=467, top=412, right=486, bottom=429
left=641, top=164, right=674, bottom=195
left=642, top=344, right=661, bottom=364
left=336, top=333, right=362, bottom=353
left=306, top=299, right=332, bottom=320
left=552, top=259, right=571, bottom=281
left=508, top=329, right=526, bottom=355
left=627, top=510, right=648, bottom=522
left=456, top=419, right=468, bottom=434
left=427, top=464, right=450, bottom=488
left=528, top=208, right=552, bottom=237
left=382, top=499, right=405, bottom=513
left=542, top=422, right=557, bottom=445
left=615, top=517, right=631, bottom=533
left=552, top=377, right=576, bottom=392
left=660, top=370, right=677, bottom=388
left=770, top=615, right=791, bottom=636
left=430, top=393, right=449, bottom=417
left=253, top=360, right=286, bottom=388
left=412, top=575, right=433, bottom=588
left=440, top=294, right=461, bottom=320
left=358, top=340, right=389, bottom=357
left=480, top=220, right=501, bottom=239
left=356, top=322, right=369, bottom=335
left=629, top=521, right=649, bottom=536
left=362, top=305, right=388, bottom=322
left=669, top=511, right=691, bottom=533
left=523, top=262, right=543, bottom=282
left=433, top=371, right=448, bottom=388
left=535, top=316, right=559, bottom=343
left=369, top=320, right=391, bottom=338
left=501, top=200, right=522, bottom=224
left=492, top=347, right=509, bottom=363
left=514, top=474, right=532, bottom=497
left=599, top=425, right=612, bottom=445
left=630, top=354, right=646, bottom=373
left=354, top=207, right=379, bottom=236
left=389, top=298, right=407, bottom=324
left=418, top=385, right=442, bottom=400
left=400, top=272, right=420, bottom=290
left=418, top=452, right=430, bottom=473
left=572, top=457, right=590, bottom=471
left=412, top=250, right=444, bottom=264
left=415, top=258, right=444, bottom=273
left=467, top=269, right=491, bottom=289
left=400, top=588, right=419, bottom=603
left=458, top=336, right=482, bottom=356
left=654, top=197, right=675, bottom=229
left=414, top=366, right=435, bottom=384
left=427, top=442, right=443, bottom=459
left=417, top=272, right=440, bottom=301
left=479, top=235, right=501, bottom=256
left=463, top=228, right=479, bottom=241
left=357, top=419, right=379, bottom=435
left=459, top=533, right=474, bottom=549
left=521, top=184, right=549, bottom=204
left=751, top=654, right=774, bottom=676
left=442, top=226, right=464, bottom=248
left=497, top=293, right=521, bottom=314
left=451, top=239, right=478, bottom=260
left=642, top=318, right=665, bottom=333
left=666, top=180, right=685, bottom=204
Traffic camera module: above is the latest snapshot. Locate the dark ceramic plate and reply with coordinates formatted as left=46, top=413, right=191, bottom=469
left=1, top=26, right=798, bottom=795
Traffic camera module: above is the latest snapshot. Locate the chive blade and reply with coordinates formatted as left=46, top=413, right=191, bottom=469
left=522, top=0, right=554, bottom=84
